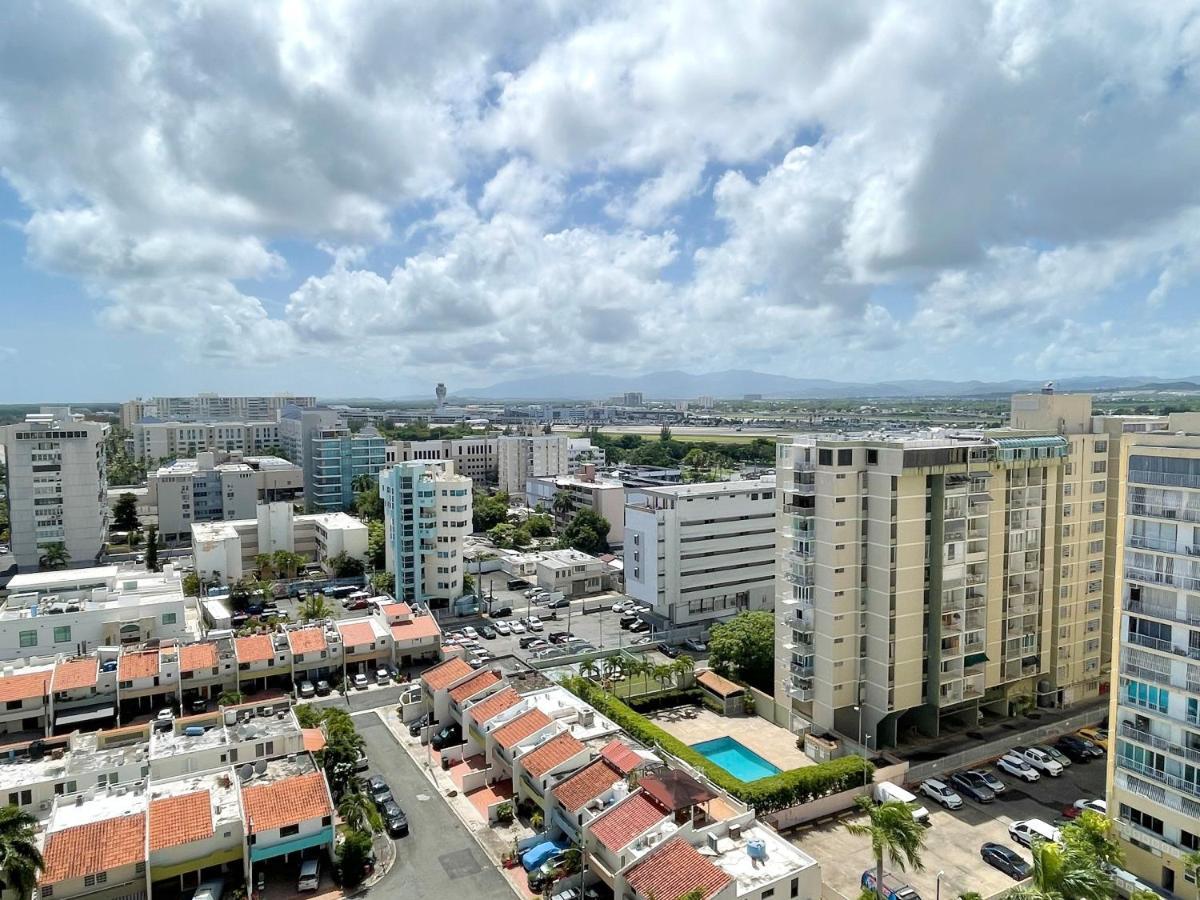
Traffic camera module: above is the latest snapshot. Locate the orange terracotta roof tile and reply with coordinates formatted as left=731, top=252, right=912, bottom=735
left=589, top=792, right=668, bottom=852
left=302, top=728, right=327, bottom=753
left=449, top=670, right=501, bottom=704
left=625, top=836, right=732, bottom=900
left=466, top=687, right=521, bottom=725
left=52, top=658, right=98, bottom=693
left=179, top=642, right=219, bottom=673
left=380, top=602, right=411, bottom=617
left=493, top=708, right=552, bottom=750
left=519, top=731, right=586, bottom=778
left=235, top=634, right=274, bottom=664
left=118, top=651, right=159, bottom=680
left=390, top=616, right=441, bottom=642
left=0, top=670, right=50, bottom=705
left=149, top=791, right=213, bottom=851
left=551, top=758, right=623, bottom=812
left=41, top=814, right=147, bottom=885
left=421, top=657, right=473, bottom=691
left=288, top=627, right=326, bottom=655
left=696, top=670, right=744, bottom=698
left=338, top=621, right=376, bottom=647
left=599, top=739, right=644, bottom=775
left=241, top=770, right=331, bottom=834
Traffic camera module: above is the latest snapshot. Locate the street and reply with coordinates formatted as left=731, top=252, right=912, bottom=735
left=356, top=715, right=513, bottom=899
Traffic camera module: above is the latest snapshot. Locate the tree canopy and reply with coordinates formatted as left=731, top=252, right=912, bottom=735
left=708, top=611, right=775, bottom=692
left=112, top=493, right=140, bottom=531
left=558, top=509, right=611, bottom=555
left=367, top=520, right=386, bottom=570
left=473, top=490, right=510, bottom=533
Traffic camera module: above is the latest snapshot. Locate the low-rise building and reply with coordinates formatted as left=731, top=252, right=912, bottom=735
left=121, top=394, right=315, bottom=428
left=536, top=549, right=608, bottom=597
left=526, top=468, right=625, bottom=545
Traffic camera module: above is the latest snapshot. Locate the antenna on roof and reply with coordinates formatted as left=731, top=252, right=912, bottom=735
left=238, top=764, right=253, bottom=781
left=254, top=759, right=268, bottom=775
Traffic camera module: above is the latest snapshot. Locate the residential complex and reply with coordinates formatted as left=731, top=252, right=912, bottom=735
left=624, top=478, right=777, bottom=631
left=1, top=409, right=109, bottom=571
left=568, top=437, right=606, bottom=471
left=526, top=467, right=626, bottom=544
left=191, top=503, right=367, bottom=583
left=279, top=407, right=386, bottom=511
left=379, top=461, right=472, bottom=604
left=497, top=433, right=570, bottom=499
left=121, top=393, right=316, bottom=427
left=132, top=420, right=283, bottom=463
left=150, top=452, right=303, bottom=544
left=387, top=436, right=498, bottom=483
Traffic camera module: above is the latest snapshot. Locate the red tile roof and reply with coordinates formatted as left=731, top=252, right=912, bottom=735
left=179, top=642, right=219, bottom=673
left=235, top=634, right=274, bottom=664
left=302, top=728, right=327, bottom=753
left=288, top=627, right=326, bottom=655
left=149, top=791, right=213, bottom=850
left=421, top=657, right=473, bottom=691
left=449, top=670, right=501, bottom=704
left=41, top=814, right=147, bottom=885
left=466, top=687, right=521, bottom=726
left=492, top=709, right=552, bottom=750
left=390, top=616, right=441, bottom=642
left=625, top=836, right=732, bottom=900
left=52, top=658, right=98, bottom=693
left=551, top=758, right=623, bottom=812
left=241, top=770, right=331, bottom=833
left=118, top=651, right=159, bottom=680
left=599, top=739, right=644, bottom=775
left=696, top=670, right=744, bottom=698
left=589, top=791, right=668, bottom=851
left=519, top=731, right=585, bottom=778
left=338, top=621, right=376, bottom=647
left=380, top=602, right=411, bottom=617
left=0, top=670, right=51, bottom=704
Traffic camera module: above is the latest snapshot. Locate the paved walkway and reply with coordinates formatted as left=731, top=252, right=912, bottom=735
left=647, top=705, right=814, bottom=770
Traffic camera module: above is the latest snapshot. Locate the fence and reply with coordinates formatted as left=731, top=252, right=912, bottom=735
left=906, top=705, right=1107, bottom=783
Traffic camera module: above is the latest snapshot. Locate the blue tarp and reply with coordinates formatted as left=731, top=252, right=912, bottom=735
left=521, top=840, right=565, bottom=872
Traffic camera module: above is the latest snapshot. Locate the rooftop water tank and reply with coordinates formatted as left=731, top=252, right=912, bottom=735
left=747, top=839, right=767, bottom=860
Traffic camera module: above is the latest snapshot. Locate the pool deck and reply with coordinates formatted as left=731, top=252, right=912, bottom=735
left=646, top=706, right=814, bottom=772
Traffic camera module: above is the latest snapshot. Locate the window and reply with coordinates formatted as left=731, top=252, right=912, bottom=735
left=53, top=626, right=71, bottom=643
left=280, top=823, right=300, bottom=837
left=41, top=888, right=52, bottom=898
left=162, top=613, right=177, bottom=625
left=18, top=631, right=36, bottom=648
left=837, top=448, right=853, bottom=466
left=791, top=877, right=800, bottom=898
left=867, top=449, right=878, bottom=465
left=762, top=890, right=774, bottom=899
left=1094, top=440, right=1108, bottom=453
left=818, top=448, right=833, bottom=466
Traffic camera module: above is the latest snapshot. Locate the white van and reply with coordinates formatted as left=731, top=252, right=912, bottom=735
left=873, top=781, right=931, bottom=824
left=298, top=858, right=321, bottom=892
left=192, top=878, right=224, bottom=900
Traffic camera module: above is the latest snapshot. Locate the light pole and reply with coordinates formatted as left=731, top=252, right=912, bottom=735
left=936, top=869, right=944, bottom=900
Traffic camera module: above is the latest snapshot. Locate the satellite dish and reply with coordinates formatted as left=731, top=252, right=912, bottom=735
left=254, top=759, right=268, bottom=775
left=238, top=764, right=253, bottom=781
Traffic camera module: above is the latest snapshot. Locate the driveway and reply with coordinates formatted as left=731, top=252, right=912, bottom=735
left=357, top=715, right=513, bottom=899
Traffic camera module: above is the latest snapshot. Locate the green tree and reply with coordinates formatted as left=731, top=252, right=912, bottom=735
left=551, top=492, right=574, bottom=520
left=579, top=656, right=600, bottom=680
left=182, top=572, right=202, bottom=597
left=845, top=796, right=926, bottom=900
left=254, top=553, right=275, bottom=579
left=354, top=483, right=383, bottom=521
left=370, top=571, right=393, bottom=595
left=337, top=786, right=382, bottom=834
left=672, top=654, right=695, bottom=686
left=527, top=513, right=554, bottom=537
left=337, top=829, right=373, bottom=888
left=328, top=552, right=365, bottom=578
left=217, top=690, right=244, bottom=706
left=708, top=611, right=775, bottom=692
left=39, top=542, right=70, bottom=570
left=473, top=490, right=510, bottom=532
left=1062, top=809, right=1122, bottom=868
left=558, top=509, right=610, bottom=555
left=1184, top=850, right=1200, bottom=898
left=367, top=520, right=386, bottom=570
left=145, top=526, right=158, bottom=570
left=301, top=595, right=332, bottom=622
left=272, top=550, right=304, bottom=579
left=112, top=493, right=140, bottom=531
left=659, top=425, right=672, bottom=441
left=463, top=572, right=475, bottom=594
left=1006, top=839, right=1111, bottom=900
left=294, top=704, right=323, bottom=728
left=0, top=805, right=44, bottom=899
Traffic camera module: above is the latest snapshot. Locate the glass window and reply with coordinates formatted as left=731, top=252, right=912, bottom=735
left=18, top=631, right=36, bottom=648
left=53, top=626, right=71, bottom=643
left=161, top=613, right=177, bottom=625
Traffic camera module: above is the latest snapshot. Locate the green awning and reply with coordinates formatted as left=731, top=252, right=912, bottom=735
left=964, top=652, right=989, bottom=667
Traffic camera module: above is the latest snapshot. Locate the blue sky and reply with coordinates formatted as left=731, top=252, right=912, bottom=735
left=1, top=1, right=1199, bottom=402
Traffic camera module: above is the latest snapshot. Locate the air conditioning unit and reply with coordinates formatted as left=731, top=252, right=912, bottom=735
left=729, top=823, right=742, bottom=841
left=39, top=800, right=51, bottom=811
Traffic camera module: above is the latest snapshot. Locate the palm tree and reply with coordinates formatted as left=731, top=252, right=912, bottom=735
left=217, top=690, right=244, bottom=707
left=652, top=664, right=675, bottom=692
left=1006, top=840, right=1111, bottom=900
left=579, top=657, right=600, bottom=681
left=552, top=492, right=573, bottom=521
left=602, top=655, right=624, bottom=680
left=672, top=655, right=695, bottom=687
left=254, top=553, right=275, bottom=579
left=300, top=595, right=332, bottom=622
left=0, top=805, right=43, bottom=899
left=845, top=796, right=926, bottom=900
left=337, top=787, right=381, bottom=833
left=38, top=542, right=70, bottom=570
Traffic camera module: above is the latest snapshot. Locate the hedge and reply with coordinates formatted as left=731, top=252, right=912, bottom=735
left=560, top=676, right=872, bottom=813
left=626, top=688, right=704, bottom=713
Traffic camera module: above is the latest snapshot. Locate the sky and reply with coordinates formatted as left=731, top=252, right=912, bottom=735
left=1, top=1, right=1200, bottom=402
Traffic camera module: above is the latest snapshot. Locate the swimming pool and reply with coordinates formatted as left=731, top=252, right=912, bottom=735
left=690, top=736, right=781, bottom=782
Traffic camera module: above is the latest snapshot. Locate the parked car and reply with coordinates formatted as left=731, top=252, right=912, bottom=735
left=1013, top=745, right=1063, bottom=777
left=528, top=616, right=544, bottom=631
left=1076, top=727, right=1109, bottom=751
left=681, top=638, right=707, bottom=653
left=611, top=601, right=628, bottom=613
left=527, top=853, right=570, bottom=892
left=518, top=636, right=542, bottom=649
left=632, top=636, right=657, bottom=646
left=352, top=673, right=369, bottom=690
left=480, top=625, right=497, bottom=639
left=1041, top=744, right=1072, bottom=769
left=507, top=579, right=527, bottom=590
left=948, top=771, right=995, bottom=803
left=969, top=768, right=1007, bottom=794
left=297, top=858, right=321, bottom=892
left=980, top=842, right=1031, bottom=880
left=628, top=620, right=650, bottom=633
left=1055, top=734, right=1104, bottom=761
left=859, top=870, right=921, bottom=900
left=1066, top=798, right=1107, bottom=818
left=524, top=588, right=542, bottom=598
left=526, top=640, right=550, bottom=652
left=297, top=680, right=316, bottom=699
left=996, top=752, right=1040, bottom=782
left=489, top=606, right=513, bottom=618
left=408, top=712, right=432, bottom=737
left=494, top=621, right=512, bottom=636
left=156, top=707, right=175, bottom=721
left=547, top=597, right=570, bottom=609
left=381, top=801, right=409, bottom=837
left=1009, top=818, right=1061, bottom=848
left=367, top=776, right=392, bottom=804
left=315, top=679, right=331, bottom=696
left=874, top=781, right=931, bottom=824
left=353, top=751, right=369, bottom=773
left=344, top=597, right=369, bottom=611
left=376, top=667, right=392, bottom=686
left=660, top=644, right=680, bottom=659
left=618, top=614, right=640, bottom=628
left=510, top=621, right=527, bottom=634
left=431, top=723, right=462, bottom=750
left=919, top=778, right=963, bottom=810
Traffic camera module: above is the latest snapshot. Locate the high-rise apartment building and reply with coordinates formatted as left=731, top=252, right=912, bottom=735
left=1, top=409, right=109, bottom=570
left=1107, top=429, right=1200, bottom=896
left=120, top=393, right=315, bottom=427
left=131, top=420, right=282, bottom=462
left=774, top=425, right=1109, bottom=746
left=497, top=433, right=570, bottom=498
left=279, top=407, right=386, bottom=512
left=379, top=462, right=473, bottom=604
left=624, top=478, right=777, bottom=630
left=386, top=436, right=498, bottom=483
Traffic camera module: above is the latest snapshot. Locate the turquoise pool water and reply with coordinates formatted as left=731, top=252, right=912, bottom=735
left=690, top=736, right=781, bottom=781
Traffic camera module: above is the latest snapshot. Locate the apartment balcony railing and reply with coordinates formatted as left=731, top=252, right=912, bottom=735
left=1126, top=567, right=1200, bottom=592
left=788, top=678, right=813, bottom=702
left=1129, top=534, right=1182, bottom=553
left=1125, top=632, right=1200, bottom=661
left=1120, top=662, right=1174, bottom=688
left=1118, top=722, right=1200, bottom=767
left=785, top=570, right=814, bottom=588
left=1116, top=757, right=1200, bottom=799
left=790, top=661, right=814, bottom=677
left=1129, top=503, right=1200, bottom=524
left=1129, top=470, right=1200, bottom=490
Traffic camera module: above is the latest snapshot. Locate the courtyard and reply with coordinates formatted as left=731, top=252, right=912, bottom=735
left=645, top=705, right=814, bottom=773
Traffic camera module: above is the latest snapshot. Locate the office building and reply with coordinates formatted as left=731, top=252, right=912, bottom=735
left=379, top=461, right=472, bottom=604
left=120, top=393, right=315, bottom=428
left=497, top=433, right=570, bottom=499
left=131, top=421, right=282, bottom=463
left=1107, top=430, right=1200, bottom=895
left=1, top=410, right=109, bottom=571
left=386, top=436, right=498, bottom=483
left=150, top=452, right=303, bottom=544
left=279, top=407, right=385, bottom=512
left=624, top=478, right=777, bottom=631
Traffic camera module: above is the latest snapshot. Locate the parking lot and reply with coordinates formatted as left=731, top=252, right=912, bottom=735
left=794, top=744, right=1110, bottom=900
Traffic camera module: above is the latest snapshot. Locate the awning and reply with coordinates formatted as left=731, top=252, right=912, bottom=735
left=964, top=652, right=989, bottom=667
left=55, top=705, right=116, bottom=726
left=249, top=826, right=334, bottom=863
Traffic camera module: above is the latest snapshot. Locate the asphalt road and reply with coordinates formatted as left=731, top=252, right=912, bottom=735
left=357, top=715, right=513, bottom=899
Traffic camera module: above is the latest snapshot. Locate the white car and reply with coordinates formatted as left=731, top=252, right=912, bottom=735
left=463, top=626, right=479, bottom=639
left=352, top=673, right=369, bottom=690
left=156, top=708, right=174, bottom=721
left=510, top=621, right=527, bottom=634
left=611, top=601, right=628, bottom=613
left=1073, top=798, right=1107, bottom=815
left=528, top=616, right=544, bottom=632
left=1009, top=818, right=1062, bottom=848
left=1014, top=745, right=1063, bottom=777
left=524, top=588, right=542, bottom=598
left=494, top=621, right=512, bottom=636
left=919, top=778, right=963, bottom=810
left=996, top=752, right=1041, bottom=782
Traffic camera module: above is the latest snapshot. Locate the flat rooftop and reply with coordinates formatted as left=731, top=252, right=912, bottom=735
left=48, top=782, right=148, bottom=834
left=149, top=768, right=242, bottom=830
left=4, top=566, right=119, bottom=592
left=524, top=686, right=620, bottom=742
left=704, top=822, right=819, bottom=892
left=636, top=477, right=776, bottom=498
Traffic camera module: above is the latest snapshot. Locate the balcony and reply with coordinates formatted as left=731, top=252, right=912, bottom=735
left=1118, top=722, right=1200, bottom=767
left=788, top=679, right=813, bottom=702
left=1116, top=757, right=1200, bottom=799
left=1129, top=534, right=1181, bottom=553
left=1126, top=566, right=1200, bottom=592
left=1129, top=503, right=1200, bottom=524
left=791, top=660, right=814, bottom=677
left=1120, top=662, right=1174, bottom=688
left=1129, top=470, right=1200, bottom=490
left=1125, top=632, right=1200, bottom=661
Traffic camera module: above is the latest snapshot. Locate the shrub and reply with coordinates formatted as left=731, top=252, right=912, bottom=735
left=558, top=677, right=871, bottom=813
left=626, top=688, right=704, bottom=713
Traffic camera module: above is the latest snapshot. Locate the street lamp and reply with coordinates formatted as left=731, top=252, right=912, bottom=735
left=936, top=869, right=944, bottom=900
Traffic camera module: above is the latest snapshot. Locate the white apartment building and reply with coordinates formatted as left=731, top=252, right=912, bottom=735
left=568, top=438, right=606, bottom=472
left=526, top=468, right=626, bottom=544
left=121, top=393, right=315, bottom=427
left=535, top=549, right=608, bottom=597
left=380, top=461, right=473, bottom=604
left=497, top=433, right=570, bottom=499
left=1, top=410, right=109, bottom=571
left=387, top=436, right=498, bottom=483
left=624, top=478, right=777, bottom=631
left=132, top=421, right=282, bottom=464
left=150, top=452, right=303, bottom=544
left=191, top=504, right=368, bottom=583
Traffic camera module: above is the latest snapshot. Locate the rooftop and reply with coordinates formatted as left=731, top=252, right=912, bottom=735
left=599, top=739, right=654, bottom=775
left=493, top=709, right=552, bottom=749
left=179, top=642, right=220, bottom=672
left=41, top=811, right=147, bottom=885
left=449, top=669, right=502, bottom=705
left=0, top=667, right=52, bottom=703
left=523, top=685, right=620, bottom=741
left=288, top=627, right=327, bottom=655
left=422, top=656, right=474, bottom=691
left=588, top=790, right=668, bottom=852
left=148, top=789, right=214, bottom=850
left=148, top=769, right=242, bottom=836
left=390, top=615, right=441, bottom=643
left=635, top=477, right=776, bottom=499
left=696, top=670, right=745, bottom=699
left=52, top=657, right=99, bottom=692
left=705, top=822, right=819, bottom=893
left=241, top=762, right=330, bottom=833
left=466, top=687, right=522, bottom=726
left=118, top=650, right=160, bottom=681
left=337, top=619, right=379, bottom=646
left=551, top=758, right=624, bottom=812
left=640, top=769, right=718, bottom=812
left=235, top=634, right=275, bottom=664
left=518, top=730, right=586, bottom=778
left=625, top=836, right=732, bottom=900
